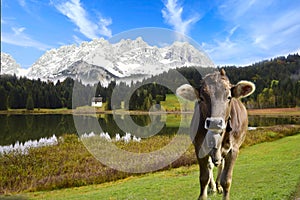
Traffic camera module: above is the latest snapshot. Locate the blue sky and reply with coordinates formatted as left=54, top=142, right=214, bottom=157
left=1, top=0, right=300, bottom=68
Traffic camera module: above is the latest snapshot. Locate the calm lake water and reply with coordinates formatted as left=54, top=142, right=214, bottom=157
left=0, top=114, right=299, bottom=146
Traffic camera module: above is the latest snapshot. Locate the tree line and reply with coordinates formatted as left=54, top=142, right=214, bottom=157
left=223, top=54, right=300, bottom=108
left=0, top=75, right=168, bottom=111
left=0, top=54, right=299, bottom=110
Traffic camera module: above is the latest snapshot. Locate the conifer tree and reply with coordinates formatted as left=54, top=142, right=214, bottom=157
left=0, top=86, right=8, bottom=110
left=26, top=94, right=34, bottom=110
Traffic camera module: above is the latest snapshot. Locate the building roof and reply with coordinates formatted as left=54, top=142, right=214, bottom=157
left=92, top=97, right=103, bottom=102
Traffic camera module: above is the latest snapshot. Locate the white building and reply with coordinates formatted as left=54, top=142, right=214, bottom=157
left=91, top=97, right=103, bottom=107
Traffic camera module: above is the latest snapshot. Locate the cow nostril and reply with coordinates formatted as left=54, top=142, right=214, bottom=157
left=206, top=120, right=210, bottom=129
left=218, top=120, right=223, bottom=127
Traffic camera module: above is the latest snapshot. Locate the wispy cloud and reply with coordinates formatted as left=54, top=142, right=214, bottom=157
left=161, top=0, right=200, bottom=36
left=73, top=35, right=83, bottom=45
left=202, top=27, right=246, bottom=65
left=1, top=26, right=51, bottom=50
left=206, top=0, right=300, bottom=65
left=18, top=0, right=26, bottom=7
left=52, top=0, right=112, bottom=39
left=17, top=0, right=35, bottom=16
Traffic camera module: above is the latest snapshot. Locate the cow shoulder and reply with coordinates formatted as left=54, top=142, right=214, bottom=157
left=229, top=99, right=248, bottom=138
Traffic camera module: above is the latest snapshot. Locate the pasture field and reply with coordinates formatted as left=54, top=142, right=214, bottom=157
left=14, top=134, right=300, bottom=200
left=160, top=94, right=195, bottom=112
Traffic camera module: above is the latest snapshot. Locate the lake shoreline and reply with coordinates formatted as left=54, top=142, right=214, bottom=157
left=0, top=107, right=299, bottom=116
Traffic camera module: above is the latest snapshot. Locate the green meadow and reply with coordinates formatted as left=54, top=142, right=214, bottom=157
left=12, top=134, right=300, bottom=200
left=160, top=94, right=194, bottom=112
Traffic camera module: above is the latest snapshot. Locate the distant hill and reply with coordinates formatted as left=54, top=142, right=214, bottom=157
left=223, top=54, right=300, bottom=108
left=137, top=53, right=300, bottom=108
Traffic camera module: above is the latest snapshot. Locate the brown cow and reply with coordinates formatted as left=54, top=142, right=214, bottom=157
left=176, top=69, right=255, bottom=200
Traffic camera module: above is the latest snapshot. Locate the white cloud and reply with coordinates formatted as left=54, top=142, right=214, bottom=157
left=161, top=0, right=200, bottom=36
left=221, top=0, right=300, bottom=50
left=251, top=9, right=300, bottom=50
left=12, top=27, right=26, bottom=35
left=98, top=17, right=112, bottom=38
left=53, top=0, right=112, bottom=39
left=207, top=0, right=300, bottom=65
left=202, top=28, right=247, bottom=66
left=1, top=26, right=51, bottom=50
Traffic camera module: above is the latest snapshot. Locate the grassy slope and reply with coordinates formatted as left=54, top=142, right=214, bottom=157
left=160, top=94, right=194, bottom=112
left=21, top=134, right=300, bottom=200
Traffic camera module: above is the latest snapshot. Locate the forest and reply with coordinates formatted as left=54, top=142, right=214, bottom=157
left=0, top=54, right=299, bottom=110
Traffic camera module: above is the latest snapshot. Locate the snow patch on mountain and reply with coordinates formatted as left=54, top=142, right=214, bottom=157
left=0, top=52, right=24, bottom=75
left=3, top=37, right=214, bottom=84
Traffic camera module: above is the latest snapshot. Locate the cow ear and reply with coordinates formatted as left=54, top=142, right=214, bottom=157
left=220, top=68, right=226, bottom=76
left=231, top=81, right=255, bottom=99
left=176, top=84, right=199, bottom=101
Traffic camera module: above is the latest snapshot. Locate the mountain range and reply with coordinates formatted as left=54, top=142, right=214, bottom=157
left=1, top=37, right=214, bottom=85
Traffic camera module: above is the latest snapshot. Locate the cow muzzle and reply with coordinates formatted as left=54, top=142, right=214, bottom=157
left=205, top=117, right=226, bottom=131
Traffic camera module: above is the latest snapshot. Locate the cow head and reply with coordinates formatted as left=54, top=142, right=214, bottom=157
left=176, top=69, right=255, bottom=166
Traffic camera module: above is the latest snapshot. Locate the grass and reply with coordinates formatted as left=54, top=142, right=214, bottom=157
left=0, top=108, right=72, bottom=115
left=0, top=134, right=194, bottom=194
left=163, top=113, right=192, bottom=127
left=0, top=125, right=299, bottom=196
left=160, top=94, right=195, bottom=112
left=14, top=134, right=300, bottom=200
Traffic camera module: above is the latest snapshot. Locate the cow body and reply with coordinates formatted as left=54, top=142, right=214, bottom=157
left=176, top=69, right=255, bottom=200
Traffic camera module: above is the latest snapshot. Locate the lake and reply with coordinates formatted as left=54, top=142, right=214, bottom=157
left=0, top=113, right=299, bottom=146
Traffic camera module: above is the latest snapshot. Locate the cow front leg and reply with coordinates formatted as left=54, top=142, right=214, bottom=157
left=216, top=158, right=224, bottom=194
left=207, top=157, right=217, bottom=194
left=221, top=148, right=239, bottom=200
left=198, top=157, right=210, bottom=200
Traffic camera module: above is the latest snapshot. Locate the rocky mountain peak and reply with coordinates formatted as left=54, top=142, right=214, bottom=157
left=1, top=52, right=21, bottom=75
left=2, top=37, right=214, bottom=85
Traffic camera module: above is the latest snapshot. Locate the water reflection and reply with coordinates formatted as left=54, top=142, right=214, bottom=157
left=248, top=115, right=299, bottom=127
left=73, top=114, right=184, bottom=139
left=0, top=114, right=76, bottom=146
left=0, top=114, right=298, bottom=146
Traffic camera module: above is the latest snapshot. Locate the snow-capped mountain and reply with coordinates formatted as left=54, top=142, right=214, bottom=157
left=51, top=60, right=118, bottom=86
left=1, top=37, right=214, bottom=84
left=26, top=37, right=213, bottom=84
left=1, top=52, right=22, bottom=75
